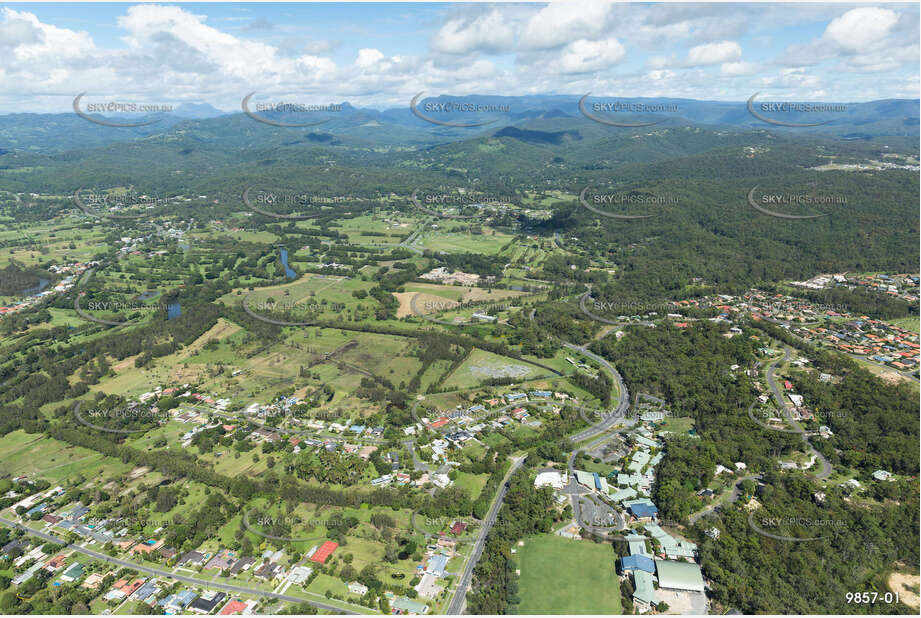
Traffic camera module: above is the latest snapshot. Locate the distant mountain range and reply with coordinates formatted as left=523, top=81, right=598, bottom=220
left=0, top=95, right=916, bottom=154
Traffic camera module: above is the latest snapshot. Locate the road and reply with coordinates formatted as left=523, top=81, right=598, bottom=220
left=562, top=342, right=631, bottom=442
left=446, top=456, right=525, bottom=615
left=761, top=315, right=919, bottom=384
left=765, top=346, right=833, bottom=479
left=0, top=516, right=358, bottom=614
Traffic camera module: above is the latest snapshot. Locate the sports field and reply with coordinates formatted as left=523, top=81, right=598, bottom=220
left=515, top=534, right=623, bottom=614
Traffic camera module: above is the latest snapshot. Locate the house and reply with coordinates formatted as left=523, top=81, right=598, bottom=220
left=12, top=562, right=44, bottom=586
left=178, top=550, right=208, bottom=567
left=131, top=579, right=160, bottom=602
left=229, top=557, right=256, bottom=575
left=59, top=562, right=85, bottom=582
left=205, top=549, right=237, bottom=571
left=160, top=588, right=199, bottom=612
left=44, top=554, right=68, bottom=572
left=189, top=591, right=227, bottom=614
left=158, top=546, right=178, bottom=561
left=450, top=521, right=468, bottom=536
left=253, top=561, right=283, bottom=581
left=129, top=539, right=165, bottom=556
left=425, top=554, right=448, bottom=577
left=81, top=572, right=110, bottom=590
left=872, top=470, right=893, bottom=481
left=287, top=565, right=313, bottom=585
left=2, top=540, right=26, bottom=557
left=348, top=581, right=369, bottom=595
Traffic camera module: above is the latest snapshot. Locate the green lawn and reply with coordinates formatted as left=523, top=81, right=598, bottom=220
left=888, top=316, right=920, bottom=333
left=515, top=534, right=623, bottom=615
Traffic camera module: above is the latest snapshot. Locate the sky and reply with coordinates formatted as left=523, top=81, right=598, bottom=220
left=0, top=2, right=918, bottom=113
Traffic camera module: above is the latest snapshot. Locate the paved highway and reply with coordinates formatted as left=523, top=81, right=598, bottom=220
left=446, top=456, right=525, bottom=615
left=562, top=342, right=631, bottom=442
left=0, top=516, right=359, bottom=614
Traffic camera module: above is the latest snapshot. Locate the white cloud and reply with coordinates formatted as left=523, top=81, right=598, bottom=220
left=429, top=9, right=514, bottom=55
left=519, top=2, right=612, bottom=51
left=721, top=61, right=759, bottom=76
left=823, top=7, right=898, bottom=51
left=686, top=41, right=741, bottom=66
left=355, top=48, right=384, bottom=68
left=554, top=38, right=626, bottom=74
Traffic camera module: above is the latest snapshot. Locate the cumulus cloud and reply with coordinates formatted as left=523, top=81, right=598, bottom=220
left=823, top=7, right=898, bottom=51
left=553, top=38, right=626, bottom=74
left=721, top=60, right=759, bottom=76
left=686, top=40, right=741, bottom=66
left=519, top=2, right=612, bottom=51
left=429, top=9, right=514, bottom=55
left=355, top=48, right=384, bottom=68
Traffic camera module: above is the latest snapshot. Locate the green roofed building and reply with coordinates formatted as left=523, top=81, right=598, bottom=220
left=628, top=450, right=651, bottom=473
left=610, top=487, right=638, bottom=502
left=632, top=570, right=657, bottom=607
left=392, top=597, right=429, bottom=614
left=655, top=559, right=706, bottom=592
left=573, top=469, right=595, bottom=488
left=617, top=473, right=645, bottom=487
left=634, top=435, right=660, bottom=448
left=625, top=533, right=651, bottom=557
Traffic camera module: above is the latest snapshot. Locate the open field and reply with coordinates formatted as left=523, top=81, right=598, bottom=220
left=515, top=534, right=623, bottom=614
left=441, top=348, right=547, bottom=390
left=888, top=316, right=920, bottom=333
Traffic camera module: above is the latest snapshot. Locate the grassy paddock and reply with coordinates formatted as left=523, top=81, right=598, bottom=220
left=515, top=533, right=623, bottom=615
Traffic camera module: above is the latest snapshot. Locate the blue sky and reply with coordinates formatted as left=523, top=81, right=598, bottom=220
left=0, top=2, right=917, bottom=113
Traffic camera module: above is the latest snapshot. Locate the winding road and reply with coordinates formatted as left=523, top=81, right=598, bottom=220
left=765, top=346, right=833, bottom=479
